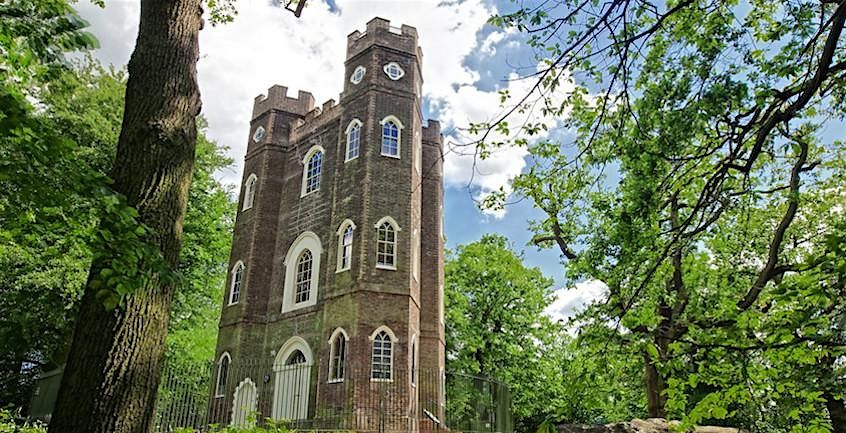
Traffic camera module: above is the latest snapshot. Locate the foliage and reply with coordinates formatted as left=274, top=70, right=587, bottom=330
left=0, top=52, right=233, bottom=413
left=0, top=409, right=46, bottom=433
left=478, top=0, right=846, bottom=431
left=444, top=235, right=630, bottom=431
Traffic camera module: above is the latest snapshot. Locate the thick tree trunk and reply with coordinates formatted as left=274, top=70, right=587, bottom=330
left=824, top=390, right=846, bottom=433
left=644, top=353, right=667, bottom=418
left=48, top=1, right=202, bottom=432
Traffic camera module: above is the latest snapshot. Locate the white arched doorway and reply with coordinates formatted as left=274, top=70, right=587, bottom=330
left=272, top=336, right=313, bottom=421
left=231, top=378, right=257, bottom=427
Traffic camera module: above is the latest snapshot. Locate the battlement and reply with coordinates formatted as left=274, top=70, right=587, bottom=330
left=422, top=119, right=442, bottom=143
left=252, top=85, right=315, bottom=120
left=346, top=17, right=421, bottom=60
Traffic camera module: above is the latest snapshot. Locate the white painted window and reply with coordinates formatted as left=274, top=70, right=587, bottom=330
left=374, top=216, right=401, bottom=270
left=345, top=119, right=362, bottom=161
left=328, top=328, right=348, bottom=382
left=282, top=232, right=322, bottom=312
left=383, top=62, right=405, bottom=80
left=370, top=326, right=397, bottom=381
left=336, top=219, right=356, bottom=272
left=301, top=145, right=325, bottom=197
left=242, top=174, right=257, bottom=211
left=229, top=262, right=244, bottom=305
left=215, top=352, right=231, bottom=397
left=350, top=65, right=366, bottom=84
left=294, top=250, right=313, bottom=304
left=380, top=116, right=404, bottom=158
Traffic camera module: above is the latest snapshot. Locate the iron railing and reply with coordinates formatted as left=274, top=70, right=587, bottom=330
left=154, top=361, right=512, bottom=433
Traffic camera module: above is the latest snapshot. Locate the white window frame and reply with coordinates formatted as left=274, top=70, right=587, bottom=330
left=228, top=261, right=245, bottom=305
left=345, top=119, right=362, bottom=162
left=374, top=216, right=401, bottom=270
left=242, top=173, right=257, bottom=211
left=379, top=115, right=404, bottom=158
left=350, top=65, right=366, bottom=84
left=369, top=326, right=398, bottom=382
left=412, top=228, right=419, bottom=281
left=282, top=232, right=322, bottom=313
left=327, top=328, right=349, bottom=383
left=215, top=352, right=231, bottom=397
left=336, top=219, right=356, bottom=272
left=383, top=62, right=405, bottom=80
left=300, top=145, right=325, bottom=197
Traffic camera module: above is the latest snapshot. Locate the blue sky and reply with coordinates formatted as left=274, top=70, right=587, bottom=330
left=74, top=0, right=601, bottom=320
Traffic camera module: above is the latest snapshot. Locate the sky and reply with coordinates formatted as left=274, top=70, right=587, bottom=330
left=73, top=0, right=606, bottom=323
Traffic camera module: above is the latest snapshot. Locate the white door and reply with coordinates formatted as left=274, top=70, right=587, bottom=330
left=231, top=378, right=257, bottom=427
left=272, top=349, right=311, bottom=420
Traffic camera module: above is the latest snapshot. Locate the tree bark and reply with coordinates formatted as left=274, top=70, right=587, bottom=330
left=824, top=390, right=846, bottom=433
left=48, top=1, right=202, bottom=432
left=644, top=351, right=667, bottom=418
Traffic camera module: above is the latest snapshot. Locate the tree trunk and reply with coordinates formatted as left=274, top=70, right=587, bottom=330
left=48, top=1, right=202, bottom=432
left=644, top=352, right=666, bottom=418
left=824, top=390, right=846, bottom=433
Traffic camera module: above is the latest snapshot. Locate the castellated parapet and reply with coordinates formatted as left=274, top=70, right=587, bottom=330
left=213, top=17, right=446, bottom=433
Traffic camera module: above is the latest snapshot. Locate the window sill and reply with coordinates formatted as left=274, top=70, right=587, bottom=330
left=328, top=379, right=344, bottom=384
left=375, top=264, right=397, bottom=271
left=300, top=189, right=320, bottom=199
left=380, top=153, right=401, bottom=159
left=227, top=301, right=239, bottom=307
left=344, top=156, right=359, bottom=163
left=241, top=205, right=253, bottom=212
left=335, top=267, right=351, bottom=274
left=370, top=378, right=394, bottom=383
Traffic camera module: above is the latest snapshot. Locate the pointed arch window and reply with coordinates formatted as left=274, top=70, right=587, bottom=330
left=375, top=217, right=400, bottom=270
left=229, top=262, right=244, bottom=305
left=370, top=327, right=397, bottom=381
left=215, top=352, right=231, bottom=397
left=336, top=220, right=356, bottom=272
left=295, top=250, right=313, bottom=304
left=301, top=146, right=324, bottom=196
left=380, top=116, right=403, bottom=158
left=242, top=174, right=257, bottom=211
left=328, top=328, right=348, bottom=383
left=345, top=120, right=361, bottom=161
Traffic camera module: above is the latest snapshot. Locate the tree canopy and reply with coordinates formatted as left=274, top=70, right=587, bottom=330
left=474, top=0, right=846, bottom=431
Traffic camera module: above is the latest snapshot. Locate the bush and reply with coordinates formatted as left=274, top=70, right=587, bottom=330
left=0, top=409, right=46, bottom=433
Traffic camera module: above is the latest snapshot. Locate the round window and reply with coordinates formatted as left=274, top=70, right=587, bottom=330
left=383, top=62, right=405, bottom=80
left=350, top=66, right=366, bottom=84
left=252, top=126, right=266, bottom=143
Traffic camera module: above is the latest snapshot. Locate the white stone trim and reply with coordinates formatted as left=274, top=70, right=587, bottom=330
left=273, top=336, right=314, bottom=370
left=214, top=352, right=231, bottom=398
left=300, top=145, right=325, bottom=197
left=345, top=119, right=362, bottom=162
left=336, top=219, right=356, bottom=273
left=282, top=232, right=322, bottom=313
left=228, top=261, right=245, bottom=306
left=379, top=115, right=404, bottom=158
left=242, top=173, right=257, bottom=211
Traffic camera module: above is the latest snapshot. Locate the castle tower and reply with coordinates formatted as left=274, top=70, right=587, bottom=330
left=211, top=18, right=446, bottom=432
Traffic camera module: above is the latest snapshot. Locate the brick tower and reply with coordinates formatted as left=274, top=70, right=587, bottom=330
left=211, top=18, right=446, bottom=432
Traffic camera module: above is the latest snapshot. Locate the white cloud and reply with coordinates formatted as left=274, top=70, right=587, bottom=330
left=544, top=279, right=608, bottom=326
left=75, top=0, right=550, bottom=216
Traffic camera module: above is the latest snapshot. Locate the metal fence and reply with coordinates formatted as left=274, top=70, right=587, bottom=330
left=155, top=361, right=512, bottom=433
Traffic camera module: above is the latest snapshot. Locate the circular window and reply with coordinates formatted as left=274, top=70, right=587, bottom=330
left=350, top=66, right=366, bottom=84
left=252, top=126, right=266, bottom=143
left=383, top=62, right=405, bottom=80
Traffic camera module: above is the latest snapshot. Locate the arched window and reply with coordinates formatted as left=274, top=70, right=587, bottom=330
left=229, top=262, right=244, bottom=305
left=374, top=217, right=400, bottom=270
left=282, top=232, right=322, bottom=312
left=242, top=174, right=257, bottom=211
left=286, top=350, right=307, bottom=365
left=371, top=328, right=396, bottom=380
left=328, top=328, right=348, bottom=383
left=380, top=116, right=403, bottom=158
left=336, top=219, right=356, bottom=272
left=301, top=146, right=324, bottom=196
left=345, top=120, right=361, bottom=161
left=294, top=250, right=313, bottom=304
left=215, top=352, right=231, bottom=397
